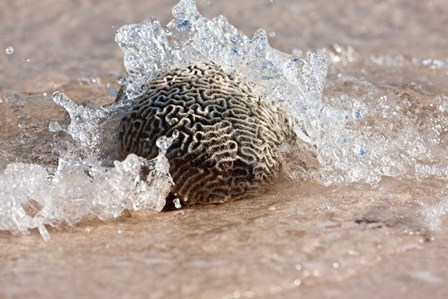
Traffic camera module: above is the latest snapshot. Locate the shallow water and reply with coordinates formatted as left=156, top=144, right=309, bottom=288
left=1, top=0, right=448, bottom=298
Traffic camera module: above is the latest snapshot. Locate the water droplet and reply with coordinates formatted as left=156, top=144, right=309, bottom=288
left=107, top=87, right=118, bottom=97
left=358, top=148, right=367, bottom=157
left=293, top=279, right=301, bottom=286
left=173, top=197, right=182, bottom=209
left=269, top=31, right=276, bottom=37
left=176, top=20, right=191, bottom=31
left=5, top=46, right=14, bottom=55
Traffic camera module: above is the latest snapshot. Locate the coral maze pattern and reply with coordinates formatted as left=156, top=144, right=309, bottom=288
left=119, top=62, right=294, bottom=204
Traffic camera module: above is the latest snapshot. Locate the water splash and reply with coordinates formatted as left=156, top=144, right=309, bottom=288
left=113, top=0, right=447, bottom=187
left=114, top=0, right=328, bottom=180
left=114, top=0, right=328, bottom=109
left=0, top=135, right=176, bottom=241
left=49, top=91, right=128, bottom=162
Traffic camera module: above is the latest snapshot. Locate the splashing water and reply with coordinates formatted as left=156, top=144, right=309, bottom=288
left=0, top=136, right=176, bottom=241
left=1, top=0, right=448, bottom=240
left=114, top=0, right=448, bottom=187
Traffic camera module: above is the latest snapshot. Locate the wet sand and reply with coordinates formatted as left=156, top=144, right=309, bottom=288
left=1, top=178, right=447, bottom=298
left=1, top=0, right=448, bottom=298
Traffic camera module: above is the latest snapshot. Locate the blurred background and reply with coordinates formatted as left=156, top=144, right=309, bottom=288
left=1, top=0, right=447, bottom=92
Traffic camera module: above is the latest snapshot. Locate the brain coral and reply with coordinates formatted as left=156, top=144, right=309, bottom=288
left=118, top=61, right=297, bottom=204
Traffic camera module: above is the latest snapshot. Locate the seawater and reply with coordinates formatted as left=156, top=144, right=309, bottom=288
left=0, top=0, right=447, bottom=240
